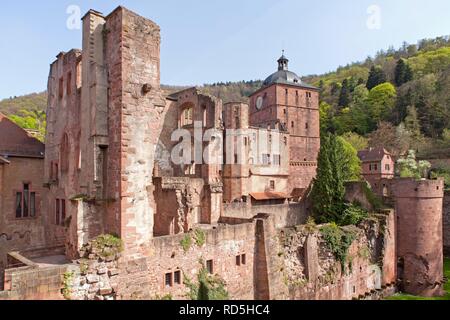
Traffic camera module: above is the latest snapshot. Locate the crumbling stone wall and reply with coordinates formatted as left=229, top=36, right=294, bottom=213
left=67, top=223, right=256, bottom=300
left=0, top=157, right=47, bottom=274
left=266, top=211, right=396, bottom=300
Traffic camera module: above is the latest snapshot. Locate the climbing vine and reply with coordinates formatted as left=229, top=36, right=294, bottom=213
left=320, top=223, right=357, bottom=271
left=184, top=260, right=229, bottom=300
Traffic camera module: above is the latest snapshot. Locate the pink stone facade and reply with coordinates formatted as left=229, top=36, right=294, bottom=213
left=0, top=6, right=445, bottom=301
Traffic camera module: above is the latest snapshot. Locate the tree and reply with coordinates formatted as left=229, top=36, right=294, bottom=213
left=340, top=132, right=368, bottom=151
left=367, top=82, right=397, bottom=126
left=311, top=134, right=347, bottom=223
left=319, top=101, right=333, bottom=132
left=394, top=59, right=413, bottom=86
left=366, top=66, right=387, bottom=90
left=368, top=122, right=410, bottom=156
left=404, top=106, right=423, bottom=145
left=338, top=79, right=351, bottom=107
left=337, top=136, right=362, bottom=181
left=397, top=150, right=431, bottom=179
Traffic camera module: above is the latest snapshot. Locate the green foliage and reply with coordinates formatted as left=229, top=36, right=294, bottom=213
left=193, top=229, right=206, bottom=247
left=337, top=136, right=362, bottom=181
left=8, top=109, right=46, bottom=142
left=311, top=134, right=347, bottom=224
left=320, top=223, right=357, bottom=271
left=339, top=203, right=369, bottom=226
left=408, top=47, right=450, bottom=76
left=180, top=234, right=193, bottom=252
left=340, top=132, right=368, bottom=151
left=366, top=66, right=387, bottom=90
left=79, top=260, right=89, bottom=275
left=184, top=260, right=229, bottom=301
left=367, top=82, right=397, bottom=125
left=362, top=182, right=384, bottom=212
left=397, top=150, right=431, bottom=179
left=394, top=59, right=414, bottom=86
left=430, top=164, right=450, bottom=189
left=152, top=294, right=173, bottom=300
left=305, top=216, right=317, bottom=233
left=62, top=271, right=75, bottom=300
left=338, top=78, right=351, bottom=107
left=312, top=133, right=365, bottom=225
left=91, top=234, right=124, bottom=259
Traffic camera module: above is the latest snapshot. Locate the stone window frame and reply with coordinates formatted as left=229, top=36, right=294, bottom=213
left=269, top=180, right=275, bottom=190
left=180, top=103, right=194, bottom=128
left=13, top=182, right=38, bottom=220
left=55, top=198, right=66, bottom=227
left=273, top=154, right=281, bottom=166
left=206, top=260, right=214, bottom=274
left=165, top=272, right=173, bottom=288
left=58, top=77, right=64, bottom=99
left=67, top=71, right=72, bottom=96
left=60, top=133, right=70, bottom=174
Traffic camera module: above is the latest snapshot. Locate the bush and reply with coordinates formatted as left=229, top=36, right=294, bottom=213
left=184, top=260, right=229, bottom=300
left=339, top=203, right=369, bottom=226
left=320, top=223, right=357, bottom=271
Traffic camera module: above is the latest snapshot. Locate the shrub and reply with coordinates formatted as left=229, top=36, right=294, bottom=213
left=320, top=223, right=357, bottom=271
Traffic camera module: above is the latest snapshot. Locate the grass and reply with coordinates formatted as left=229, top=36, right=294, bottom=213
left=386, top=258, right=450, bottom=300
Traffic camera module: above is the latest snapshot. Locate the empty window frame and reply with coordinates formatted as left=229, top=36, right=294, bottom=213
left=15, top=183, right=36, bottom=218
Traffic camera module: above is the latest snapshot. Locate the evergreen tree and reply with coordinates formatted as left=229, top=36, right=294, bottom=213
left=395, top=59, right=414, bottom=86
left=338, top=79, right=351, bottom=107
left=311, top=134, right=347, bottom=223
left=366, top=66, right=387, bottom=90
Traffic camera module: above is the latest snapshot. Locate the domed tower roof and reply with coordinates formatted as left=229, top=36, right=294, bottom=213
left=262, top=52, right=317, bottom=90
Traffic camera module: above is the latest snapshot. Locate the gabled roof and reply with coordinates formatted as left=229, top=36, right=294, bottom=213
left=358, top=148, right=391, bottom=162
left=0, top=113, right=45, bottom=158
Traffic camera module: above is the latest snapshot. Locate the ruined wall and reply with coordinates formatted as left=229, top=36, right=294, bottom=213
left=392, top=178, right=445, bottom=297
left=443, top=191, right=450, bottom=256
left=0, top=158, right=46, bottom=272
left=0, top=250, right=69, bottom=300
left=222, top=202, right=308, bottom=229
left=104, top=7, right=167, bottom=256
left=67, top=223, right=257, bottom=300
left=153, top=177, right=205, bottom=236
left=265, top=211, right=396, bottom=300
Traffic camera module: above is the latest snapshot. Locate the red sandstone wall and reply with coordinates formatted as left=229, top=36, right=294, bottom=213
left=265, top=211, right=396, bottom=300
left=393, top=178, right=445, bottom=296
left=0, top=265, right=67, bottom=300
left=443, top=191, right=450, bottom=256
left=117, top=223, right=257, bottom=300
left=0, top=158, right=46, bottom=270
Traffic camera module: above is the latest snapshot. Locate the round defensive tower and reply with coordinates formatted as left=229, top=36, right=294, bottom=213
left=392, top=178, right=445, bottom=297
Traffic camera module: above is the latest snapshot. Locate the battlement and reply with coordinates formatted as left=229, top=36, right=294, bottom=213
left=391, top=178, right=444, bottom=199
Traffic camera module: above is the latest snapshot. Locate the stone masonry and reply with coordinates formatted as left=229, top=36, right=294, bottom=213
left=0, top=6, right=446, bottom=301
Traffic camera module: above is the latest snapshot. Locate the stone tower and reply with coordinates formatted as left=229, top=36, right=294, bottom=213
left=222, top=102, right=250, bottom=203
left=392, top=178, right=445, bottom=297
left=249, top=54, right=320, bottom=195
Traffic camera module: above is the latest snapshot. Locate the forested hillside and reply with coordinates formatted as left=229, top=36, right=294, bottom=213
left=1, top=36, right=449, bottom=159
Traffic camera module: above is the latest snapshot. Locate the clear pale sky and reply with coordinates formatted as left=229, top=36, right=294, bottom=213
left=1, top=0, right=450, bottom=99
